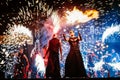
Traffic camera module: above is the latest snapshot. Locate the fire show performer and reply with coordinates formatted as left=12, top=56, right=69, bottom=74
left=14, top=47, right=29, bottom=79
left=63, top=30, right=87, bottom=78
left=44, top=34, right=62, bottom=78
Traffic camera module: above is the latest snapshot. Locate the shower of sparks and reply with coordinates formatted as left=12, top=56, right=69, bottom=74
left=0, top=0, right=120, bottom=78
left=0, top=0, right=53, bottom=31
left=35, top=53, right=45, bottom=73
left=12, top=24, right=32, bottom=38
left=46, top=7, right=99, bottom=34
left=2, top=24, right=33, bottom=45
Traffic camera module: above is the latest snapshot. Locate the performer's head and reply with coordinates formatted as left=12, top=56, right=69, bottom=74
left=69, top=30, right=75, bottom=37
left=19, top=46, right=24, bottom=54
left=53, top=33, right=57, bottom=38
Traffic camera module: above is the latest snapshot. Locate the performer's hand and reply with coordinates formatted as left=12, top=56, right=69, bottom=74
left=43, top=56, right=45, bottom=59
left=60, top=55, right=62, bottom=61
left=61, top=57, right=62, bottom=61
left=26, top=65, right=29, bottom=72
left=78, top=32, right=80, bottom=37
left=63, top=34, right=65, bottom=37
left=78, top=31, right=82, bottom=41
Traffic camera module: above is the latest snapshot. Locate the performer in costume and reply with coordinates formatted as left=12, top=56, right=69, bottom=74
left=44, top=34, right=62, bottom=78
left=63, top=30, right=87, bottom=78
left=14, top=47, right=29, bottom=79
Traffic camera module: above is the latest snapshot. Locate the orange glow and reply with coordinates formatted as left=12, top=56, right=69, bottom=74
left=48, top=7, right=99, bottom=34
left=65, top=7, right=99, bottom=25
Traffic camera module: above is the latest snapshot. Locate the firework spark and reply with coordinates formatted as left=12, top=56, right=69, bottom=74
left=2, top=24, right=33, bottom=45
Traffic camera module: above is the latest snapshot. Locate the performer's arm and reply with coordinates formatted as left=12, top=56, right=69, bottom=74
left=43, top=41, right=50, bottom=58
left=63, top=34, right=69, bottom=41
left=23, top=54, right=29, bottom=72
left=78, top=32, right=82, bottom=41
left=44, top=48, right=49, bottom=58
left=59, top=40, right=62, bottom=60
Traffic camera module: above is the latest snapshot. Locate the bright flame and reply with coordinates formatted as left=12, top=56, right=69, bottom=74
left=65, top=7, right=99, bottom=25
left=44, top=7, right=99, bottom=34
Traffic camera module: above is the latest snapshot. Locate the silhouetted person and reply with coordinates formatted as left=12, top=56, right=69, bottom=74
left=14, top=47, right=29, bottom=79
left=44, top=34, right=62, bottom=78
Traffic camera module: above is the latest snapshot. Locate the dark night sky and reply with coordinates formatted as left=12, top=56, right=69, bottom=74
left=0, top=0, right=120, bottom=35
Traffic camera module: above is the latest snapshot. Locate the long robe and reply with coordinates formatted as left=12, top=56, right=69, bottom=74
left=65, top=37, right=87, bottom=77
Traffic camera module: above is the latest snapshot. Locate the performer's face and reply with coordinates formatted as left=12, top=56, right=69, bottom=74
left=69, top=31, right=74, bottom=37
left=53, top=34, right=57, bottom=38
left=19, top=48, right=24, bottom=54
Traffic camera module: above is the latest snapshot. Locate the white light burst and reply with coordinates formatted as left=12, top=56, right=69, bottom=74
left=35, top=54, right=45, bottom=76
left=12, top=24, right=32, bottom=38
left=3, top=24, right=33, bottom=45
left=102, top=24, right=120, bottom=42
